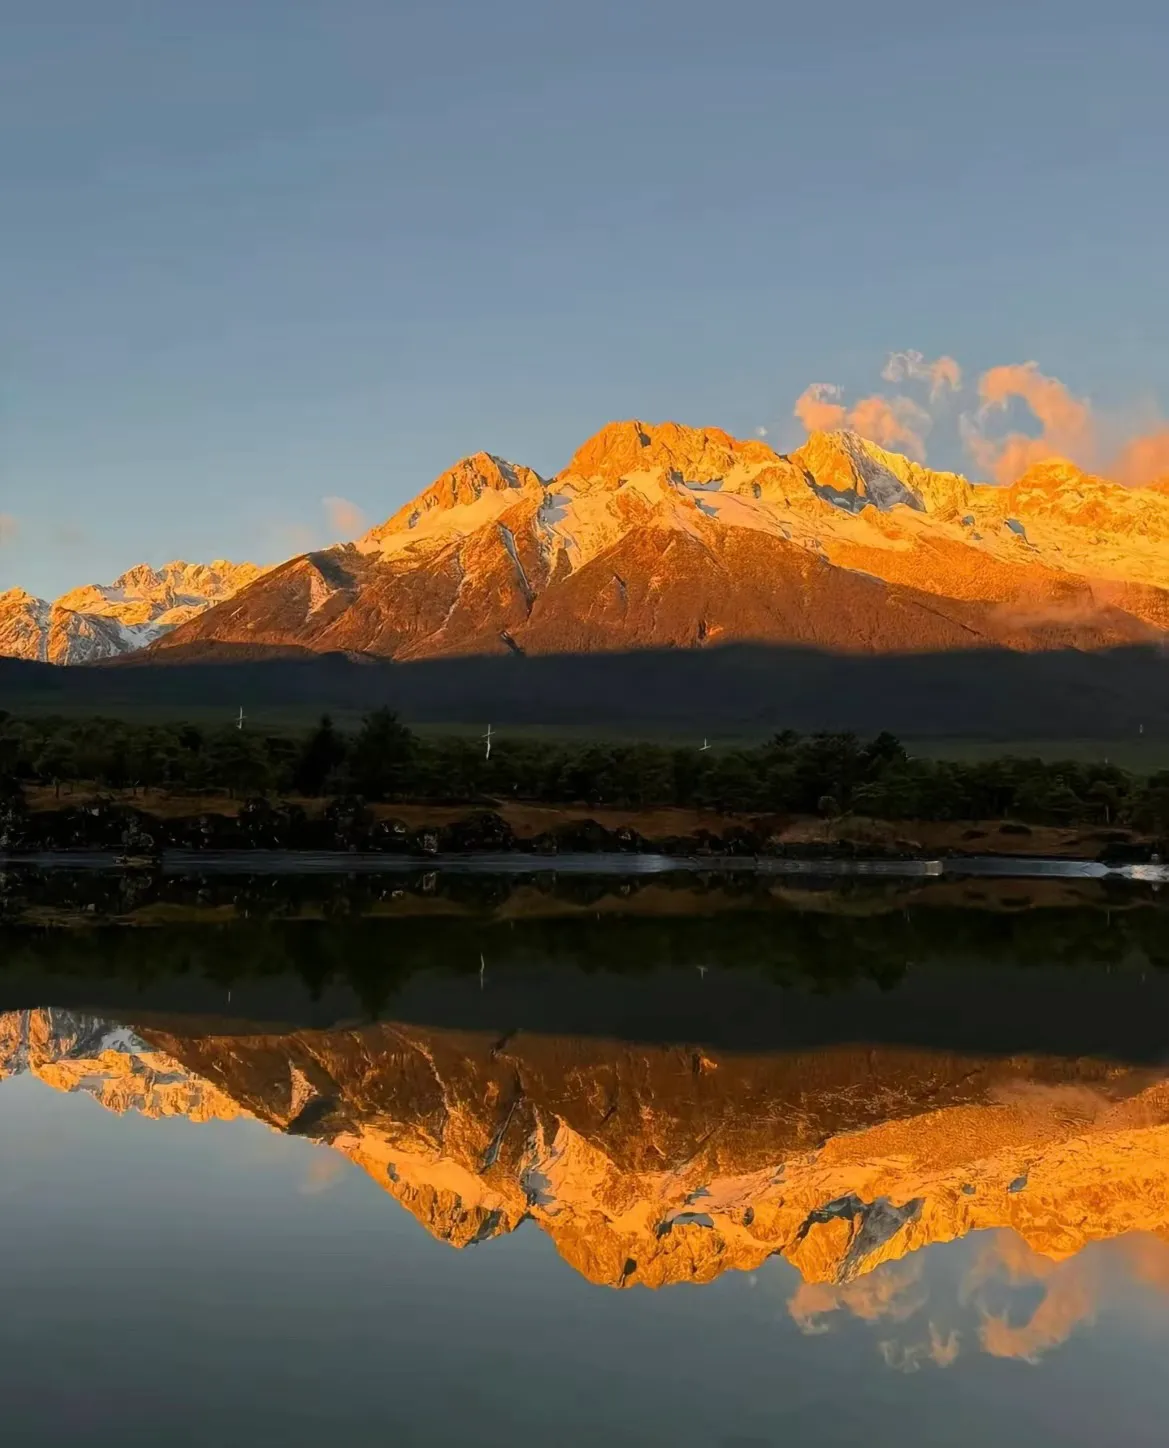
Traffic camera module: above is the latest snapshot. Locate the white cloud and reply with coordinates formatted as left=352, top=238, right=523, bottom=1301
left=882, top=350, right=963, bottom=400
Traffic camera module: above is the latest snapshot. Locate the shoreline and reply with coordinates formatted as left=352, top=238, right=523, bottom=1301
left=4, top=791, right=1162, bottom=866
left=3, top=848, right=1166, bottom=882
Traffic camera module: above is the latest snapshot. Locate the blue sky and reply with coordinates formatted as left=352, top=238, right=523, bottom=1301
left=4, top=1, right=1169, bottom=598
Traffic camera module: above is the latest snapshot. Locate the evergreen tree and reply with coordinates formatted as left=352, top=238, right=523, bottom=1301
left=294, top=715, right=348, bottom=796
left=346, top=709, right=417, bottom=800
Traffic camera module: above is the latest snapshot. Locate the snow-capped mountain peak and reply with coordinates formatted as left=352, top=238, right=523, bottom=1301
left=151, top=418, right=1169, bottom=662
left=0, top=560, right=262, bottom=665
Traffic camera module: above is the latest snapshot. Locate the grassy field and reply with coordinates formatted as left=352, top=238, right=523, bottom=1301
left=0, top=698, right=344, bottom=731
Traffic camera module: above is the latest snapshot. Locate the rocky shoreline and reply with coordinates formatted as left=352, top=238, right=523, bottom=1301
left=0, top=794, right=1164, bottom=866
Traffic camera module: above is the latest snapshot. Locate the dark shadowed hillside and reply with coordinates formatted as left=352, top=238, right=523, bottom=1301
left=3, top=643, right=1169, bottom=740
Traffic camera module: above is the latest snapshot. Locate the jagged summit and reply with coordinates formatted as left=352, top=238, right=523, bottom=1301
left=790, top=431, right=977, bottom=519
left=564, top=418, right=775, bottom=485
left=0, top=559, right=261, bottom=665
left=359, top=453, right=545, bottom=556
left=1010, top=457, right=1090, bottom=490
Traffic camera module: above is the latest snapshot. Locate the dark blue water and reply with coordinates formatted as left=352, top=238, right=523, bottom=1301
left=3, top=1073, right=1169, bottom=1448
left=2, top=885, right=1169, bottom=1445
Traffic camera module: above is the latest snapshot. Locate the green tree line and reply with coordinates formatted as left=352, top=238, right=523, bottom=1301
left=2, top=709, right=1169, bottom=832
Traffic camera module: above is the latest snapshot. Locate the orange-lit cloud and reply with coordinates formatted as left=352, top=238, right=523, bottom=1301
left=795, top=352, right=1169, bottom=487
left=793, top=385, right=929, bottom=461
left=299, top=1150, right=350, bottom=1196
left=926, top=1324, right=961, bottom=1367
left=793, top=382, right=848, bottom=433
left=962, top=1230, right=1169, bottom=1363
left=790, top=1228, right=1169, bottom=1370
left=793, top=350, right=956, bottom=462
left=782, top=1217, right=1169, bottom=1376
left=979, top=1274, right=1097, bottom=1362
left=964, top=1231, right=1095, bottom=1363
left=322, top=496, right=367, bottom=538
left=1112, top=428, right=1169, bottom=487
left=964, top=364, right=1169, bottom=486
left=965, top=362, right=1097, bottom=483
left=1115, top=1232, right=1169, bottom=1292
left=847, top=395, right=930, bottom=462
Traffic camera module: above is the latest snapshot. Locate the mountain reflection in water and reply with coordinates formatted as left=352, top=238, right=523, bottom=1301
left=5, top=870, right=1169, bottom=1441
left=7, top=994, right=1169, bottom=1370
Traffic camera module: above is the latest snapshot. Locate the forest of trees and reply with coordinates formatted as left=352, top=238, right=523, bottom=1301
left=2, top=708, right=1169, bottom=834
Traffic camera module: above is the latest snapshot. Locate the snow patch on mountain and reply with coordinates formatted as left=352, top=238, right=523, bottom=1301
left=304, top=563, right=342, bottom=618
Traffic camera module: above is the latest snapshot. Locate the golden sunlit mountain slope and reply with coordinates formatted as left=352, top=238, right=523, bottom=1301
left=149, top=423, right=1169, bottom=662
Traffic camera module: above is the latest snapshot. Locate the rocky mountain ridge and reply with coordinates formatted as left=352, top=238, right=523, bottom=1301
left=0, top=560, right=262, bottom=664
left=10, top=422, right=1169, bottom=667
left=152, top=421, right=1169, bottom=662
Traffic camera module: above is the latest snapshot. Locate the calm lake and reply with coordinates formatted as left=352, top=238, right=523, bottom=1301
left=2, top=866, right=1169, bottom=1446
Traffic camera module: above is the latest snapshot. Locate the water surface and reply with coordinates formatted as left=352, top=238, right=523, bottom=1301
left=2, top=872, right=1169, bottom=1445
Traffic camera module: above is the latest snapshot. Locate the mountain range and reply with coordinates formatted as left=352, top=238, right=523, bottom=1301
left=0, top=560, right=261, bottom=665
left=7, top=1003, right=1169, bottom=1361
left=149, top=420, right=1169, bottom=661
left=8, top=420, right=1169, bottom=670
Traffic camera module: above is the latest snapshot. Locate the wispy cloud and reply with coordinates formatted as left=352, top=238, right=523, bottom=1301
left=266, top=522, right=317, bottom=561
left=788, top=1226, right=1169, bottom=1371
left=322, top=496, right=367, bottom=539
left=50, top=521, right=88, bottom=549
left=847, top=394, right=931, bottom=462
left=790, top=1258, right=926, bottom=1331
left=298, top=1150, right=349, bottom=1196
left=878, top=1324, right=961, bottom=1373
left=882, top=350, right=963, bottom=400
left=0, top=514, right=18, bottom=546
left=258, top=500, right=367, bottom=570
